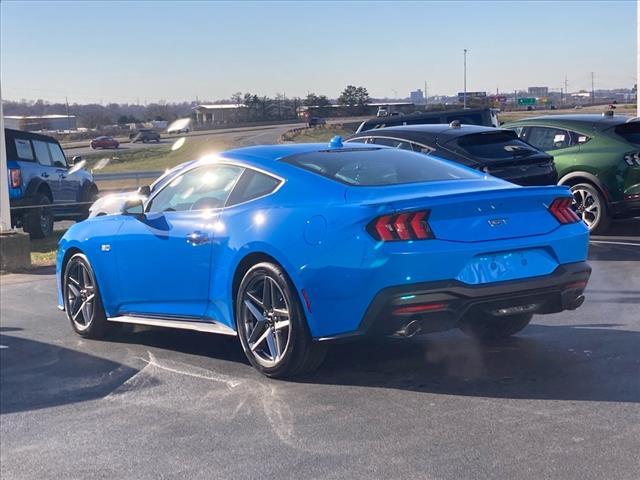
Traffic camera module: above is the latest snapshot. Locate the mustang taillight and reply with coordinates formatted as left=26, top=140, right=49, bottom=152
left=548, top=197, right=580, bottom=224
left=9, top=168, right=22, bottom=188
left=368, top=210, right=434, bottom=241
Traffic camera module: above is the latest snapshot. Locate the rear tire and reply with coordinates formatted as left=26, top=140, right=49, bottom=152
left=570, top=182, right=610, bottom=234
left=235, top=262, right=326, bottom=378
left=24, top=193, right=54, bottom=239
left=63, top=253, right=109, bottom=339
left=460, top=312, right=533, bottom=340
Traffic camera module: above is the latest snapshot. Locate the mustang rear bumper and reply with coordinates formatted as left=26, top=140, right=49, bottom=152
left=317, top=261, right=591, bottom=342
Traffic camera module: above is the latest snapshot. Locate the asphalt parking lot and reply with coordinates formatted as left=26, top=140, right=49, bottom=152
left=1, top=220, right=639, bottom=480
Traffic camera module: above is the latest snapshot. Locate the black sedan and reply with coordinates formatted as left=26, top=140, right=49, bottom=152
left=345, top=123, right=558, bottom=186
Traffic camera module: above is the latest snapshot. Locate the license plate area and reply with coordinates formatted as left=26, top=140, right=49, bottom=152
left=456, top=248, right=557, bottom=285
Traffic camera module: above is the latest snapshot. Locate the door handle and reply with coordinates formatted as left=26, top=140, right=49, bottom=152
left=186, top=231, right=210, bottom=246
left=41, top=172, right=50, bottom=178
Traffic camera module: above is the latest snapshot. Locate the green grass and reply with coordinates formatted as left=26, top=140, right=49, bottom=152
left=286, top=125, right=355, bottom=143
left=84, top=135, right=233, bottom=174
left=30, top=229, right=65, bottom=266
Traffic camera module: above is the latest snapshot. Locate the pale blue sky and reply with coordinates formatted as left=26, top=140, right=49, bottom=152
left=1, top=0, right=636, bottom=103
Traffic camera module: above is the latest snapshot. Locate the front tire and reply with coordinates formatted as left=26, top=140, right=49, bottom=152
left=570, top=182, right=610, bottom=234
left=63, top=253, right=108, bottom=339
left=235, top=262, right=326, bottom=378
left=460, top=312, right=533, bottom=340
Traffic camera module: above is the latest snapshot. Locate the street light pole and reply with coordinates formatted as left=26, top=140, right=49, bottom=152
left=0, top=81, right=11, bottom=232
left=463, top=49, right=468, bottom=109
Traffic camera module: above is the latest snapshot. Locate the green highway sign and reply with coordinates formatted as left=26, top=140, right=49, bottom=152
left=518, top=97, right=536, bottom=105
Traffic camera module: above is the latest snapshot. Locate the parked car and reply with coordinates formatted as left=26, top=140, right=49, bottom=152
left=356, top=107, right=499, bottom=133
left=167, top=126, right=190, bottom=134
left=503, top=113, right=640, bottom=232
left=5, top=128, right=98, bottom=238
left=90, top=136, right=119, bottom=149
left=129, top=129, right=161, bottom=143
left=308, top=117, right=326, bottom=127
left=346, top=124, right=557, bottom=186
left=57, top=141, right=590, bottom=378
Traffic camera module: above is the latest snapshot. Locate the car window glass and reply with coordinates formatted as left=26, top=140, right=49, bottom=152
left=613, top=122, right=640, bottom=145
left=15, top=138, right=34, bottom=160
left=147, top=164, right=243, bottom=213
left=525, top=127, right=572, bottom=151
left=48, top=142, right=68, bottom=168
left=372, top=138, right=413, bottom=150
left=226, top=169, right=281, bottom=206
left=32, top=140, right=53, bottom=166
left=453, top=131, right=541, bottom=161
left=345, top=137, right=368, bottom=144
left=283, top=149, right=478, bottom=186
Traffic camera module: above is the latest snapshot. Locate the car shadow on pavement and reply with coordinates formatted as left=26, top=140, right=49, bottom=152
left=301, top=323, right=640, bottom=403
left=0, top=333, right=140, bottom=414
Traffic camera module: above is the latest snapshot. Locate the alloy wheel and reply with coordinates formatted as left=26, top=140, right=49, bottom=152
left=571, top=186, right=601, bottom=229
left=65, top=259, right=96, bottom=331
left=240, top=275, right=291, bottom=367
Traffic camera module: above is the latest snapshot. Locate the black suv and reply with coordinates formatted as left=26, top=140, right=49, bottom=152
left=346, top=123, right=557, bottom=186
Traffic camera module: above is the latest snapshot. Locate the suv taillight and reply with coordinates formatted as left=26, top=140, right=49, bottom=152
left=9, top=168, right=22, bottom=188
left=548, top=197, right=580, bottom=224
left=367, top=210, right=434, bottom=241
left=623, top=152, right=640, bottom=166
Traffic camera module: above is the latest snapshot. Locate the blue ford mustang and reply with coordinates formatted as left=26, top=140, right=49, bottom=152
left=56, top=139, right=591, bottom=377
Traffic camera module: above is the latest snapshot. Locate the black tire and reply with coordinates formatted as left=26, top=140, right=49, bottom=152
left=23, top=193, right=54, bottom=239
left=459, top=312, right=533, bottom=340
left=570, top=182, right=610, bottom=234
left=63, top=253, right=109, bottom=339
left=78, top=182, right=99, bottom=220
left=235, top=262, right=326, bottom=378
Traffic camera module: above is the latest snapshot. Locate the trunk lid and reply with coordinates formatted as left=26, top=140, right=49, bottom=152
left=347, top=179, right=572, bottom=242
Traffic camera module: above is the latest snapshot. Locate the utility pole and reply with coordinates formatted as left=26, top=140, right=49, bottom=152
left=591, top=72, right=595, bottom=105
left=65, top=96, right=71, bottom=132
left=637, top=0, right=639, bottom=116
left=424, top=80, right=428, bottom=107
left=564, top=75, right=568, bottom=105
left=463, top=49, right=468, bottom=109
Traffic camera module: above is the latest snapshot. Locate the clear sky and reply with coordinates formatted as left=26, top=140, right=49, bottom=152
left=1, top=0, right=636, bottom=104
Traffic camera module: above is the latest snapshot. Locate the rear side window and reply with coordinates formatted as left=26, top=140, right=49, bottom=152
left=14, top=138, right=34, bottom=160
left=524, top=127, right=572, bottom=151
left=226, top=169, right=281, bottom=206
left=613, top=122, right=640, bottom=145
left=282, top=149, right=478, bottom=186
left=32, top=140, right=53, bottom=166
left=371, top=138, right=413, bottom=150
left=48, top=143, right=68, bottom=168
left=452, top=131, right=542, bottom=161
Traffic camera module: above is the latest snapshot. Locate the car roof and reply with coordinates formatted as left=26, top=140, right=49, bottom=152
left=4, top=127, right=60, bottom=143
left=505, top=113, right=634, bottom=131
left=349, top=123, right=503, bottom=143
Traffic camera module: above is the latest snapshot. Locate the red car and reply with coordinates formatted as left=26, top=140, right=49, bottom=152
left=90, top=136, right=119, bottom=149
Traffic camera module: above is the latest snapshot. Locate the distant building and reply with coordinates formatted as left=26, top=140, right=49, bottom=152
left=410, top=89, right=425, bottom=104
left=528, top=86, right=549, bottom=96
left=4, top=114, right=76, bottom=132
left=192, top=104, right=247, bottom=125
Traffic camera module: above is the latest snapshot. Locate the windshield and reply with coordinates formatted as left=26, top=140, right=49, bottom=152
left=282, top=148, right=478, bottom=186
left=453, top=131, right=542, bottom=161
left=613, top=122, right=640, bottom=145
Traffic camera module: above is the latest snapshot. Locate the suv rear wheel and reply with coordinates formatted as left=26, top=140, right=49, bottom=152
left=570, top=183, right=610, bottom=234
left=24, top=193, right=54, bottom=239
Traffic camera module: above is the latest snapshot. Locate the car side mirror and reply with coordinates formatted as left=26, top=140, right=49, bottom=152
left=71, top=155, right=82, bottom=166
left=121, top=197, right=144, bottom=217
left=137, top=185, right=151, bottom=197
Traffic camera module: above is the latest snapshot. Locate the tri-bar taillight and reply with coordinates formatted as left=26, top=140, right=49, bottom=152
left=368, top=210, right=434, bottom=241
left=9, top=168, right=22, bottom=188
left=548, top=197, right=580, bottom=224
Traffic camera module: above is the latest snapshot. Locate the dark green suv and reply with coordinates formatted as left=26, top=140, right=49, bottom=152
left=503, top=113, right=640, bottom=233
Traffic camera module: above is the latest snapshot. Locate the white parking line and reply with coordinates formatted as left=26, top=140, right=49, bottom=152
left=590, top=240, right=640, bottom=247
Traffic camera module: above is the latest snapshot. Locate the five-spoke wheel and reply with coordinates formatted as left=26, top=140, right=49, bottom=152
left=236, top=262, right=326, bottom=378
left=570, top=183, right=609, bottom=234
left=63, top=253, right=107, bottom=338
